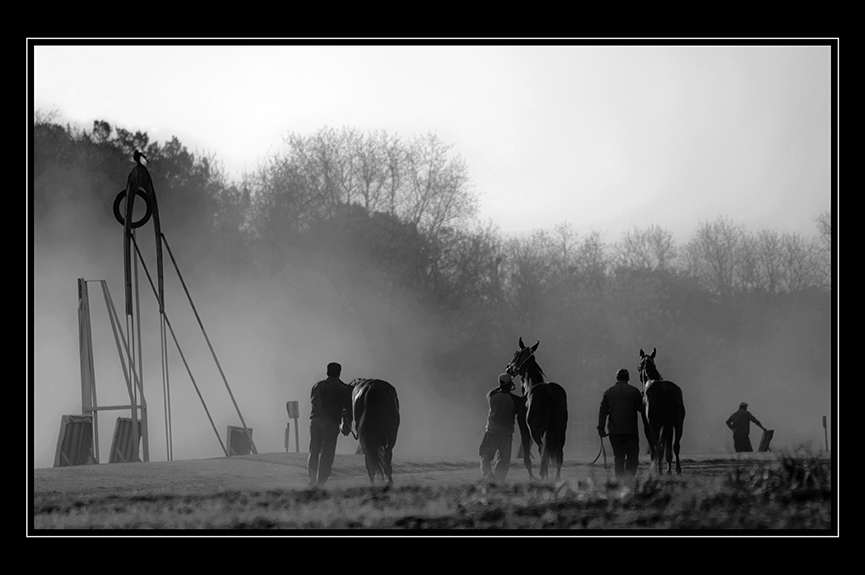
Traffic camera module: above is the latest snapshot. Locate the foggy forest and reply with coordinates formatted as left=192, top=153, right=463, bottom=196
left=30, top=114, right=834, bottom=469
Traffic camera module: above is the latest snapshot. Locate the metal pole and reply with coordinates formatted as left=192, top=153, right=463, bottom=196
left=294, top=417, right=299, bottom=453
left=133, top=229, right=149, bottom=462
left=823, top=415, right=828, bottom=451
left=128, top=241, right=228, bottom=457
left=162, top=316, right=173, bottom=461
left=162, top=234, right=257, bottom=454
left=78, top=279, right=100, bottom=463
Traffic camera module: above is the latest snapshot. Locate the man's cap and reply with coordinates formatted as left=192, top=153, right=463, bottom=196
left=740, top=402, right=748, bottom=408
left=616, top=368, right=630, bottom=380
left=498, top=373, right=513, bottom=385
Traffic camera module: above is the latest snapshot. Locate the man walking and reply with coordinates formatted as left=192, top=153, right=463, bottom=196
left=597, top=368, right=651, bottom=480
left=307, top=362, right=353, bottom=487
left=479, top=373, right=531, bottom=483
left=726, top=402, right=766, bottom=453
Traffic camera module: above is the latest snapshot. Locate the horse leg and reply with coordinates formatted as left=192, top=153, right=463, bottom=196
left=674, top=425, right=683, bottom=475
left=539, top=440, right=549, bottom=480
left=364, top=453, right=375, bottom=484
left=555, top=453, right=562, bottom=481
left=384, top=447, right=394, bottom=487
left=554, top=439, right=563, bottom=481
left=665, top=429, right=674, bottom=475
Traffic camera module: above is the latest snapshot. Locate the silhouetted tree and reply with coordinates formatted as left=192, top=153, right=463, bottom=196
left=685, top=214, right=744, bottom=298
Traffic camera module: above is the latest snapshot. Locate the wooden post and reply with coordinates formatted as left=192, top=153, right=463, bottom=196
left=287, top=401, right=300, bottom=453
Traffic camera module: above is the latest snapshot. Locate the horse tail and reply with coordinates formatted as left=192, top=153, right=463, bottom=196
left=547, top=383, right=568, bottom=467
left=357, top=380, right=399, bottom=479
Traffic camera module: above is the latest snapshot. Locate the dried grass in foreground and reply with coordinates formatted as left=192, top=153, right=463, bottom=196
left=32, top=452, right=832, bottom=532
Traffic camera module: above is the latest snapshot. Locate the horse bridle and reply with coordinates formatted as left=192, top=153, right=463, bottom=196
left=639, top=357, right=663, bottom=386
left=507, top=347, right=535, bottom=382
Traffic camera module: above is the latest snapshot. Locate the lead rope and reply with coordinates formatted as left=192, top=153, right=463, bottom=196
left=590, top=436, right=607, bottom=469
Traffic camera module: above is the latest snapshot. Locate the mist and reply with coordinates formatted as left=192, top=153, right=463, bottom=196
left=31, top=171, right=486, bottom=469
left=30, top=127, right=833, bottom=470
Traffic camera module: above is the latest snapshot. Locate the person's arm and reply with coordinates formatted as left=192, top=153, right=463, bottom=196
left=750, top=412, right=765, bottom=430
left=597, top=394, right=609, bottom=437
left=310, top=383, right=319, bottom=415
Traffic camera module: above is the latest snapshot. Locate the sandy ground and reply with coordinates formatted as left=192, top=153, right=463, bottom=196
left=33, top=452, right=489, bottom=495
left=30, top=451, right=792, bottom=497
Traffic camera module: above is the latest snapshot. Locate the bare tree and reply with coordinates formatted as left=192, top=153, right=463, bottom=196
left=685, top=214, right=744, bottom=298
left=814, top=211, right=832, bottom=289
left=354, top=130, right=394, bottom=214
left=552, top=222, right=579, bottom=279
left=614, top=224, right=678, bottom=271
left=739, top=230, right=783, bottom=296
left=401, top=133, right=477, bottom=236
left=780, top=232, right=820, bottom=292
left=575, top=231, right=610, bottom=292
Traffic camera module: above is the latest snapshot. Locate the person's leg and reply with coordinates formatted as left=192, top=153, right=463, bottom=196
left=479, top=433, right=495, bottom=480
left=316, top=422, right=340, bottom=486
left=608, top=435, right=626, bottom=478
left=494, top=434, right=513, bottom=482
left=307, top=419, right=322, bottom=485
left=623, top=434, right=640, bottom=477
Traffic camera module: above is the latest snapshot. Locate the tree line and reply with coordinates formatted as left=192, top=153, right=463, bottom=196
left=32, top=115, right=833, bottom=450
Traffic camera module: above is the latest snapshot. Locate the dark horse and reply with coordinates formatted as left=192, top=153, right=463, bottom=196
left=505, top=338, right=568, bottom=481
left=638, top=348, right=685, bottom=475
left=349, top=378, right=400, bottom=486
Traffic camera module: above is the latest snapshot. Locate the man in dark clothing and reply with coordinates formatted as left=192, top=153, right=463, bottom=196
left=307, top=362, right=353, bottom=487
left=598, top=368, right=651, bottom=479
left=479, top=373, right=532, bottom=483
left=726, top=402, right=766, bottom=453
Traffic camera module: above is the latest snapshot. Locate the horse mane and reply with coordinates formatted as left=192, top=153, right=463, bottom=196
left=644, top=359, right=664, bottom=382
left=523, top=355, right=547, bottom=385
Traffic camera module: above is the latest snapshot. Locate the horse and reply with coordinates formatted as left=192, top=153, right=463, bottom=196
left=349, top=378, right=400, bottom=486
left=505, top=338, right=568, bottom=481
left=638, top=348, right=685, bottom=475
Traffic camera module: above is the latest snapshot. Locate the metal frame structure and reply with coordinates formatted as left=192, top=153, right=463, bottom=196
left=78, top=277, right=149, bottom=462
left=73, top=155, right=257, bottom=465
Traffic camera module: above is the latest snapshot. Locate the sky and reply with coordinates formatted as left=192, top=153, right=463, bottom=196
left=30, top=41, right=835, bottom=243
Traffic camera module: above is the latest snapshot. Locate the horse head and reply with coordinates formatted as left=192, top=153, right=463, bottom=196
left=505, top=338, right=544, bottom=395
left=506, top=337, right=538, bottom=378
left=638, top=347, right=663, bottom=387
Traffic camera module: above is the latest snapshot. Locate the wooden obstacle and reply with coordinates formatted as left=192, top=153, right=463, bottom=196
left=109, top=417, right=142, bottom=463
left=227, top=425, right=254, bottom=456
left=758, top=429, right=774, bottom=452
left=53, top=415, right=96, bottom=467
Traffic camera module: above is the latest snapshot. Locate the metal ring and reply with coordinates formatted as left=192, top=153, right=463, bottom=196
left=113, top=188, right=153, bottom=229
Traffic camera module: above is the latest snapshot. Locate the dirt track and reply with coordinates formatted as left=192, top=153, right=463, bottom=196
left=31, top=451, right=796, bottom=496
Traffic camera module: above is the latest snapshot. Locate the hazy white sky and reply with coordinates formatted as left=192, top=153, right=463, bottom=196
left=32, top=41, right=834, bottom=242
